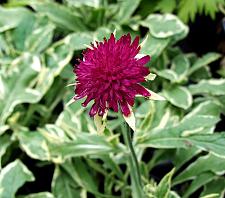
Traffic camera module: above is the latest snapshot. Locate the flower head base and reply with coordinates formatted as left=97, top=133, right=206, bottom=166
left=74, top=33, right=151, bottom=117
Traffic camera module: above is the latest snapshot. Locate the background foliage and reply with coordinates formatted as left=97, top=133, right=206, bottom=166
left=0, top=0, right=225, bottom=197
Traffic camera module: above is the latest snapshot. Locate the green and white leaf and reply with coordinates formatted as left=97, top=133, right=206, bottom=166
left=52, top=166, right=81, bottom=198
left=114, top=0, right=141, bottom=23
left=156, top=168, right=175, bottom=198
left=189, top=79, right=225, bottom=96
left=171, top=54, right=190, bottom=82
left=173, top=154, right=225, bottom=185
left=25, top=18, right=55, bottom=53
left=65, top=0, right=101, bottom=8
left=188, top=52, right=221, bottom=75
left=16, top=130, right=50, bottom=161
left=0, top=54, right=42, bottom=126
left=182, top=172, right=215, bottom=198
left=22, top=192, right=54, bottom=198
left=140, top=33, right=170, bottom=63
left=200, top=178, right=225, bottom=197
left=157, top=69, right=178, bottom=82
left=164, top=85, right=192, bottom=109
left=141, top=14, right=188, bottom=38
left=0, top=160, right=35, bottom=198
left=0, top=6, right=34, bottom=32
left=0, top=134, right=11, bottom=169
left=29, top=1, right=86, bottom=31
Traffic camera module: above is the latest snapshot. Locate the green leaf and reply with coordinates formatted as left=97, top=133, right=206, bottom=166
left=137, top=101, right=223, bottom=156
left=156, top=168, right=175, bottom=198
left=188, top=133, right=225, bottom=158
left=188, top=53, right=221, bottom=75
left=141, top=14, right=188, bottom=39
left=184, top=100, right=221, bottom=118
left=29, top=1, right=86, bottom=31
left=200, top=194, right=220, bottom=198
left=48, top=135, right=118, bottom=160
left=182, top=172, right=215, bottom=198
left=169, top=191, right=181, bottom=198
left=28, top=27, right=80, bottom=106
left=0, top=160, right=35, bottom=198
left=0, top=35, right=8, bottom=56
left=171, top=54, right=190, bottom=82
left=140, top=34, right=170, bottom=63
left=63, top=27, right=111, bottom=51
left=0, top=134, right=11, bottom=169
left=189, top=79, right=225, bottom=96
left=65, top=0, right=101, bottom=8
left=16, top=125, right=117, bottom=163
left=153, top=148, right=200, bottom=172
left=52, top=166, right=81, bottom=198
left=11, top=14, right=36, bottom=51
left=163, top=85, right=193, bottom=109
left=25, top=18, right=55, bottom=53
left=100, top=156, right=124, bottom=180
left=66, top=32, right=93, bottom=50
left=173, top=154, right=225, bottom=185
left=114, top=0, right=141, bottom=23
left=139, top=131, right=225, bottom=158
left=0, top=54, right=42, bottom=125
left=62, top=159, right=99, bottom=195
left=137, top=100, right=155, bottom=133
left=40, top=125, right=119, bottom=160
left=201, top=178, right=225, bottom=197
left=0, top=6, right=33, bottom=32
left=190, top=66, right=211, bottom=82
left=56, top=104, right=83, bottom=139
left=156, top=69, right=178, bottom=82
left=22, top=192, right=54, bottom=198
left=16, top=130, right=50, bottom=161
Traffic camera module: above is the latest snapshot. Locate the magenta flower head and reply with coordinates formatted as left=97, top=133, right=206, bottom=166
left=73, top=33, right=152, bottom=118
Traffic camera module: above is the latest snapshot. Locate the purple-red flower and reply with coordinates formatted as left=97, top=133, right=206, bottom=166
left=73, top=33, right=151, bottom=117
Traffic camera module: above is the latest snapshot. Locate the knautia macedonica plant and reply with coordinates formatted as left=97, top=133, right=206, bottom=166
left=69, top=32, right=165, bottom=197
left=71, top=32, right=165, bottom=131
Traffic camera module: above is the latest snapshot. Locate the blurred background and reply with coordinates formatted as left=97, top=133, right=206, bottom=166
left=0, top=0, right=225, bottom=198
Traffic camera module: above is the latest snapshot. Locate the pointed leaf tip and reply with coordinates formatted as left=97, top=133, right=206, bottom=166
left=140, top=34, right=149, bottom=48
left=147, top=89, right=166, bottom=101
left=65, top=97, right=75, bottom=107
left=123, top=106, right=136, bottom=132
left=66, top=83, right=76, bottom=87
left=84, top=44, right=94, bottom=50
left=113, top=29, right=117, bottom=36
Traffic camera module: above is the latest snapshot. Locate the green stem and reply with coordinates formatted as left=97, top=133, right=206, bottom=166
left=126, top=125, right=143, bottom=187
left=122, top=123, right=144, bottom=198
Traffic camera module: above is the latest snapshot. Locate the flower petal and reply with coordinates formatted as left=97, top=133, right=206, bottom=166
left=137, top=55, right=150, bottom=65
left=133, top=84, right=151, bottom=97
left=120, top=100, right=130, bottom=117
left=131, top=36, right=139, bottom=49
left=89, top=102, right=99, bottom=116
left=73, top=33, right=154, bottom=118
